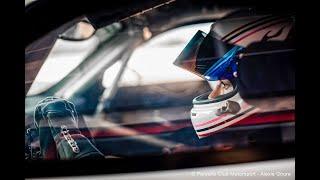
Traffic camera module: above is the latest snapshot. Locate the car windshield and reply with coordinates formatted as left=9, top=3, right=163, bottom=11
left=25, top=2, right=295, bottom=161
left=26, top=22, right=122, bottom=96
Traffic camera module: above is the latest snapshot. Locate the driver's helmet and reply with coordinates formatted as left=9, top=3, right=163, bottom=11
left=173, top=13, right=295, bottom=138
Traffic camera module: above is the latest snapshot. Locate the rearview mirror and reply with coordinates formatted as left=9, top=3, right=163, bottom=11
left=59, top=21, right=96, bottom=41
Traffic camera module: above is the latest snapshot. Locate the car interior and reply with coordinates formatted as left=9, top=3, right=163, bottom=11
left=25, top=0, right=295, bottom=179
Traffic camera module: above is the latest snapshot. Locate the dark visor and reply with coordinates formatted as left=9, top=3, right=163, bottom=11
left=173, top=30, right=242, bottom=81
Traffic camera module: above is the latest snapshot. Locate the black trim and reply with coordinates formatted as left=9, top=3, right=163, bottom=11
left=193, top=85, right=238, bottom=105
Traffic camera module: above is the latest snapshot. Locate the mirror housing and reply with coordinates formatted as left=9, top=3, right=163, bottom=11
left=59, top=21, right=96, bottom=41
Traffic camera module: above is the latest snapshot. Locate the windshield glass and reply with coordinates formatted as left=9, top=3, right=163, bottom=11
left=25, top=3, right=295, bottom=162
left=26, top=22, right=122, bottom=96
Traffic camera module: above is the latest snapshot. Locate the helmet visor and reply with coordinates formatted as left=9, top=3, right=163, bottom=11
left=173, top=30, right=242, bottom=81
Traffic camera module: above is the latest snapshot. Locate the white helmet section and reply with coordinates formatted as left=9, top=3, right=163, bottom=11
left=190, top=92, right=257, bottom=139
left=211, top=15, right=294, bottom=47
